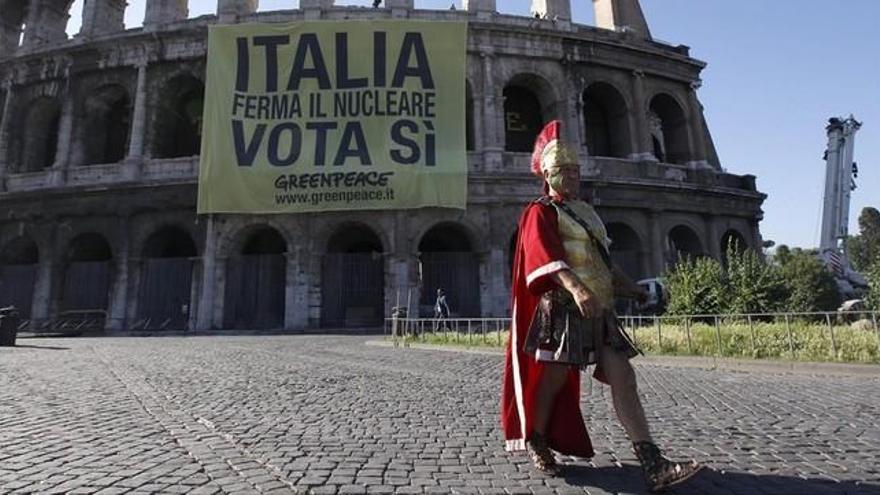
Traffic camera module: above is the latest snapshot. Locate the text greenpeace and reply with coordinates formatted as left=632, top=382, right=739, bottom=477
left=197, top=21, right=467, bottom=214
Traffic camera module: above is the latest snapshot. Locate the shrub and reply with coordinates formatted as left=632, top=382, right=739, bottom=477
left=664, top=256, right=726, bottom=315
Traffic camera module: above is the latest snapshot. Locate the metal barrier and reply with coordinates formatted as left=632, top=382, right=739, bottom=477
left=385, top=310, right=880, bottom=363
left=385, top=317, right=511, bottom=347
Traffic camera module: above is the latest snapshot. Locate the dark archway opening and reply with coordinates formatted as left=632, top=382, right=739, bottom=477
left=418, top=223, right=481, bottom=317
left=153, top=76, right=205, bottom=158
left=606, top=223, right=643, bottom=280
left=83, top=85, right=131, bottom=165
left=667, top=225, right=703, bottom=264
left=503, top=85, right=543, bottom=152
left=649, top=94, right=689, bottom=165
left=0, top=237, right=38, bottom=318
left=18, top=97, right=61, bottom=172
left=138, top=226, right=197, bottom=330
left=583, top=83, right=631, bottom=158
left=224, top=228, right=286, bottom=329
left=321, top=224, right=384, bottom=328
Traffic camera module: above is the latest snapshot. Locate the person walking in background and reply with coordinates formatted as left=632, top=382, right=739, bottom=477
left=434, top=288, right=450, bottom=330
left=500, top=121, right=702, bottom=492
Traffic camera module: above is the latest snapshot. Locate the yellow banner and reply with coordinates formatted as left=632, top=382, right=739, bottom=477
left=198, top=21, right=467, bottom=214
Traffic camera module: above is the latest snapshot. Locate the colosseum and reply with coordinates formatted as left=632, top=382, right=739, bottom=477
left=0, top=0, right=765, bottom=331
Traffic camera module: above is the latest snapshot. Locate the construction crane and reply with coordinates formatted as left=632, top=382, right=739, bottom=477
left=818, top=116, right=867, bottom=298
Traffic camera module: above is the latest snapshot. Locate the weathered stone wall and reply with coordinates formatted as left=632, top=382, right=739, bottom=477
left=0, top=2, right=766, bottom=330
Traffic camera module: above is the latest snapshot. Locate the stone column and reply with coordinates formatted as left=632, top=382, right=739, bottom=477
left=648, top=210, right=665, bottom=276
left=530, top=0, right=570, bottom=25
left=51, top=92, right=75, bottom=186
left=125, top=60, right=149, bottom=180
left=212, top=255, right=227, bottom=329
left=196, top=215, right=217, bottom=330
left=703, top=215, right=720, bottom=261
left=750, top=219, right=762, bottom=253
left=0, top=82, right=14, bottom=191
left=299, top=0, right=331, bottom=19
left=284, top=250, right=307, bottom=330
left=217, top=0, right=259, bottom=23
left=686, top=80, right=709, bottom=168
left=385, top=0, right=413, bottom=18
left=80, top=0, right=126, bottom=37
left=480, top=52, right=503, bottom=172
left=107, top=219, right=130, bottom=331
left=20, top=0, right=69, bottom=47
left=125, top=257, right=141, bottom=324
left=486, top=247, right=507, bottom=317
left=629, top=70, right=655, bottom=161
left=31, top=225, right=57, bottom=323
left=463, top=0, right=495, bottom=17
left=144, top=0, right=188, bottom=28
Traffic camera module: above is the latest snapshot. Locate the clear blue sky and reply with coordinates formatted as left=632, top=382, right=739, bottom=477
left=64, top=0, right=879, bottom=249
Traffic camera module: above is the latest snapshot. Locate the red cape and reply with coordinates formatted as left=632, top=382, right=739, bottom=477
left=500, top=201, right=595, bottom=457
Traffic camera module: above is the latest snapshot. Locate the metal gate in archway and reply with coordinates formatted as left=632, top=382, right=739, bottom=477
left=0, top=265, right=36, bottom=317
left=420, top=252, right=480, bottom=317
left=61, top=261, right=111, bottom=312
left=224, top=254, right=285, bottom=329
left=137, top=258, right=193, bottom=330
left=321, top=253, right=384, bottom=328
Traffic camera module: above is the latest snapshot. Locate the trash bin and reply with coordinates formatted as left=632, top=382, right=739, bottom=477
left=0, top=306, right=20, bottom=346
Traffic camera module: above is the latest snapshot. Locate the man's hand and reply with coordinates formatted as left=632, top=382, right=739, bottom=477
left=571, top=285, right=602, bottom=318
left=552, top=269, right=602, bottom=318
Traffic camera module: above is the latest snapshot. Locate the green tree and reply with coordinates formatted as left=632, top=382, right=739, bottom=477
left=847, top=207, right=880, bottom=272
left=776, top=248, right=841, bottom=312
left=725, top=243, right=786, bottom=314
left=865, top=256, right=880, bottom=311
left=664, top=256, right=726, bottom=315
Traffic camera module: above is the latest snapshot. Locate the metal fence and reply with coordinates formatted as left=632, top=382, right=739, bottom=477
left=386, top=311, right=880, bottom=362
left=384, top=317, right=511, bottom=346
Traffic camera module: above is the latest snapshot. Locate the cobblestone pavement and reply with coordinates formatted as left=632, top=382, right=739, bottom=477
left=1, top=335, right=879, bottom=495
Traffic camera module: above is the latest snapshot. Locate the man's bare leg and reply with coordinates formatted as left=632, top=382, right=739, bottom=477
left=533, top=363, right=568, bottom=434
left=598, top=345, right=702, bottom=492
left=597, top=345, right=651, bottom=442
left=527, top=363, right=568, bottom=474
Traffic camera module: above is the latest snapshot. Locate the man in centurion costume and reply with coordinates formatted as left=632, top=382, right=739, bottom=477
left=500, top=121, right=702, bottom=492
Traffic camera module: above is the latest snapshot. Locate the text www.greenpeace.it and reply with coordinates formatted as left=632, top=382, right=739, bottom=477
left=274, top=188, right=395, bottom=206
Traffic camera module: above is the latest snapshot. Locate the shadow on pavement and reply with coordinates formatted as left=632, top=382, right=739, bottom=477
left=4, top=344, right=70, bottom=350
left=561, top=465, right=880, bottom=494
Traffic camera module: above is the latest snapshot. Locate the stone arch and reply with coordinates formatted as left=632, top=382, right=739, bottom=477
left=14, top=96, right=61, bottom=173
left=0, top=0, right=27, bottom=53
left=606, top=222, right=644, bottom=280
left=60, top=232, right=113, bottom=314
left=224, top=226, right=287, bottom=329
left=321, top=222, right=384, bottom=328
left=418, top=221, right=481, bottom=317
left=502, top=73, right=558, bottom=152
left=648, top=93, right=689, bottom=164
left=0, top=236, right=39, bottom=317
left=465, top=78, right=475, bottom=151
left=152, top=74, right=204, bottom=159
left=667, top=224, right=703, bottom=263
left=137, top=226, right=197, bottom=329
left=583, top=82, right=631, bottom=158
left=81, top=84, right=131, bottom=165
